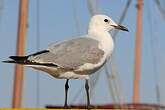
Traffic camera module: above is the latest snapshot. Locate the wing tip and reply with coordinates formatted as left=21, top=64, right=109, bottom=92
left=2, top=60, right=16, bottom=63
left=9, top=56, right=16, bottom=60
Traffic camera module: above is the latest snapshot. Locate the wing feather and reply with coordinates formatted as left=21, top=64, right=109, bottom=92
left=29, top=37, right=104, bottom=69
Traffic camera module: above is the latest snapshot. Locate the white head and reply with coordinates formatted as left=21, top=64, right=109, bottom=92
left=88, top=14, right=128, bottom=33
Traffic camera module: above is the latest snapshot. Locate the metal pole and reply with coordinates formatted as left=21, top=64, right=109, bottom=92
left=133, top=0, right=143, bottom=103
left=12, top=0, right=28, bottom=108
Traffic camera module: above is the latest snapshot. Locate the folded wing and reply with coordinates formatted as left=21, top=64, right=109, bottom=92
left=29, top=37, right=104, bottom=69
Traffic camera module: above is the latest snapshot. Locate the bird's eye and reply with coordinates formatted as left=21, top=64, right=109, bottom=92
left=104, top=19, right=109, bottom=23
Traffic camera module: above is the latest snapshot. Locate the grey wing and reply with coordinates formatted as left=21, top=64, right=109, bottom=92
left=28, top=37, right=104, bottom=69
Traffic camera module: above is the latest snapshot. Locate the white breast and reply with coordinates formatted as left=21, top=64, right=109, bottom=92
left=88, top=31, right=114, bottom=59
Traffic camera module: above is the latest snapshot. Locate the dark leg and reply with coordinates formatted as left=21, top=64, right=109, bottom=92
left=85, top=79, right=90, bottom=110
left=64, top=79, right=69, bottom=108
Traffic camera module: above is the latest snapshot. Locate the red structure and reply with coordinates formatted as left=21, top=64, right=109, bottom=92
left=12, top=0, right=28, bottom=108
left=133, top=0, right=143, bottom=103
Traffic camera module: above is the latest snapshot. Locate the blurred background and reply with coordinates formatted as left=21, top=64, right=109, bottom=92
left=0, top=0, right=165, bottom=108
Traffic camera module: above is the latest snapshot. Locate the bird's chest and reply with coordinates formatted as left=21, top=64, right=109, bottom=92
left=89, top=31, right=114, bottom=59
left=99, top=37, right=114, bottom=59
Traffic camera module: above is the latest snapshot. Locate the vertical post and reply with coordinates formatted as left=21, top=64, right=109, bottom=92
left=133, top=0, right=143, bottom=103
left=12, top=0, right=28, bottom=108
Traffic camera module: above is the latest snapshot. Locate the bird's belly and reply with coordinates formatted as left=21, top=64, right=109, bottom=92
left=58, top=72, right=89, bottom=79
left=27, top=65, right=60, bottom=78
left=26, top=57, right=106, bottom=79
left=27, top=65, right=89, bottom=79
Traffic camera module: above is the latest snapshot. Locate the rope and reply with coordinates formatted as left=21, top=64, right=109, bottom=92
left=89, top=71, right=101, bottom=101
left=71, top=0, right=81, bottom=35
left=105, top=60, right=125, bottom=104
left=154, top=0, right=165, bottom=21
left=0, top=0, right=4, bottom=24
left=112, top=0, right=132, bottom=40
left=106, top=0, right=132, bottom=103
left=146, top=2, right=161, bottom=104
left=105, top=64, right=118, bottom=102
left=87, top=0, right=100, bottom=15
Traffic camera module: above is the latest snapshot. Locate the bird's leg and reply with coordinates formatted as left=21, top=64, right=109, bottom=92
left=85, top=79, right=90, bottom=110
left=64, top=79, right=69, bottom=108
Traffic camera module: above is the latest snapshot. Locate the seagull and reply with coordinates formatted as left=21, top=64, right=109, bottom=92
left=3, top=14, right=128, bottom=109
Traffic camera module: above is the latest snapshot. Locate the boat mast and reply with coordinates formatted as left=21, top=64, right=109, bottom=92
left=12, top=0, right=28, bottom=108
left=133, top=0, right=143, bottom=103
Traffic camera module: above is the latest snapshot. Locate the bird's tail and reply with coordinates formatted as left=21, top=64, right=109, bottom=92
left=3, top=55, right=57, bottom=67
left=2, top=56, right=29, bottom=64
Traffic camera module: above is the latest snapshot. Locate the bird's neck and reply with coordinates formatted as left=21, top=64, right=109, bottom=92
left=88, top=29, right=114, bottom=58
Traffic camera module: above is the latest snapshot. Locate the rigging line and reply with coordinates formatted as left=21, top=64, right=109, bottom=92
left=0, top=0, right=4, bottom=25
left=106, top=0, right=132, bottom=103
left=110, top=60, right=125, bottom=104
left=70, top=75, right=101, bottom=104
left=70, top=85, right=84, bottom=103
left=71, top=0, right=81, bottom=35
left=87, top=0, right=100, bottom=15
left=107, top=60, right=124, bottom=103
left=105, top=64, right=118, bottom=103
left=146, top=2, right=161, bottom=104
left=105, top=63, right=126, bottom=109
left=112, top=0, right=132, bottom=40
left=76, top=71, right=101, bottom=104
left=79, top=72, right=101, bottom=104
left=148, top=2, right=161, bottom=104
left=103, top=0, right=132, bottom=104
left=89, top=72, right=101, bottom=100
left=154, top=0, right=165, bottom=21
left=36, top=0, right=41, bottom=107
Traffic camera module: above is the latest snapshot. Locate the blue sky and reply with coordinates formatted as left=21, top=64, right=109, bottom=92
left=0, top=0, right=165, bottom=108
